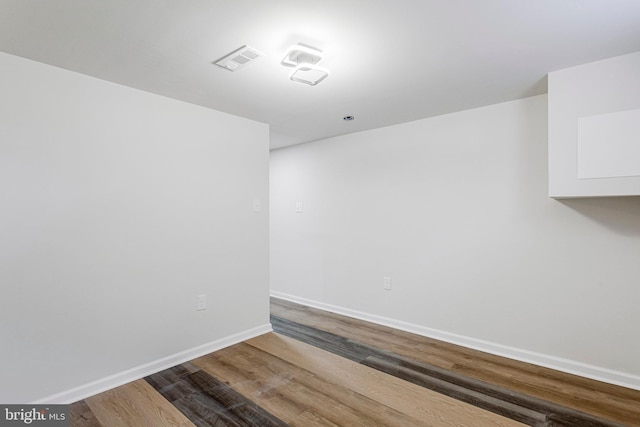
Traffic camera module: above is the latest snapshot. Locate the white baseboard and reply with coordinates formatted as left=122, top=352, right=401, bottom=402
left=271, top=291, right=640, bottom=392
left=33, top=323, right=273, bottom=404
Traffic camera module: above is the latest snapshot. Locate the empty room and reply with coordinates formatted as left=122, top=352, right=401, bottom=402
left=1, top=1, right=640, bottom=426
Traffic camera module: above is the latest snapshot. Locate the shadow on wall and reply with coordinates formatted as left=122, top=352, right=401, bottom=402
left=523, top=75, right=547, bottom=98
left=559, top=196, right=640, bottom=236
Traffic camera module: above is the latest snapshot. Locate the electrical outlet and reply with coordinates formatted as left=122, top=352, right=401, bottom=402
left=295, top=201, right=304, bottom=213
left=197, top=294, right=207, bottom=311
left=383, top=276, right=392, bottom=290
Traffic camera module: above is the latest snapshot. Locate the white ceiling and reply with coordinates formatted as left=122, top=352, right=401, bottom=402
left=1, top=1, right=640, bottom=149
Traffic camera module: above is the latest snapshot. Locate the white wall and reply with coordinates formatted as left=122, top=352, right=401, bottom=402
left=549, top=51, right=640, bottom=197
left=0, top=52, right=270, bottom=403
left=270, top=94, right=640, bottom=389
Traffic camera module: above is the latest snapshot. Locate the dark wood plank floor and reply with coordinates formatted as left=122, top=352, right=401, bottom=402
left=270, top=298, right=640, bottom=426
left=70, top=297, right=640, bottom=426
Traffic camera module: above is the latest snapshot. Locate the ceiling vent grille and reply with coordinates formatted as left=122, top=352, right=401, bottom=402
left=214, top=45, right=263, bottom=71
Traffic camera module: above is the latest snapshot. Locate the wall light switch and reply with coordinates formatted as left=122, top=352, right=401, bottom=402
left=253, top=198, right=261, bottom=213
left=295, top=201, right=304, bottom=213
left=197, top=294, right=207, bottom=311
left=383, top=277, right=392, bottom=290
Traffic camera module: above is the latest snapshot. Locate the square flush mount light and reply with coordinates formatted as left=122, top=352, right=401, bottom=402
left=290, top=64, right=330, bottom=86
left=281, top=45, right=323, bottom=67
left=282, top=44, right=329, bottom=86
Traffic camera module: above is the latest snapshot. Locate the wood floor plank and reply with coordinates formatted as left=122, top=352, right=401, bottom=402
left=452, top=362, right=640, bottom=426
left=192, top=344, right=316, bottom=425
left=84, top=379, right=196, bottom=427
left=193, top=341, right=463, bottom=427
left=69, top=400, right=102, bottom=427
left=146, top=365, right=289, bottom=427
left=246, top=332, right=525, bottom=427
left=271, top=297, right=640, bottom=426
left=70, top=298, right=640, bottom=426
left=363, top=355, right=625, bottom=427
left=270, top=299, right=458, bottom=369
left=272, top=315, right=625, bottom=427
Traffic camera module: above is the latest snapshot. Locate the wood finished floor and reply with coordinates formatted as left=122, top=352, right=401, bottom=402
left=70, top=298, right=640, bottom=426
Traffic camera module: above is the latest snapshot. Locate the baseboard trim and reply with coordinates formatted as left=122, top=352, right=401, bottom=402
left=33, top=323, right=273, bottom=404
left=271, top=291, right=640, bottom=392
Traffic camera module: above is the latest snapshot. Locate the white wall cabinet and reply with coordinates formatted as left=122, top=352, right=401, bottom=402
left=548, top=51, right=640, bottom=198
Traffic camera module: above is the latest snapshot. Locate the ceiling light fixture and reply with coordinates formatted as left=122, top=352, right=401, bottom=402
left=282, top=44, right=329, bottom=86
left=281, top=45, right=323, bottom=67
left=290, top=64, right=330, bottom=86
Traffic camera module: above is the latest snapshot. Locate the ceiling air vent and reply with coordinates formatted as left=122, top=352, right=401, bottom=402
left=214, top=45, right=263, bottom=71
